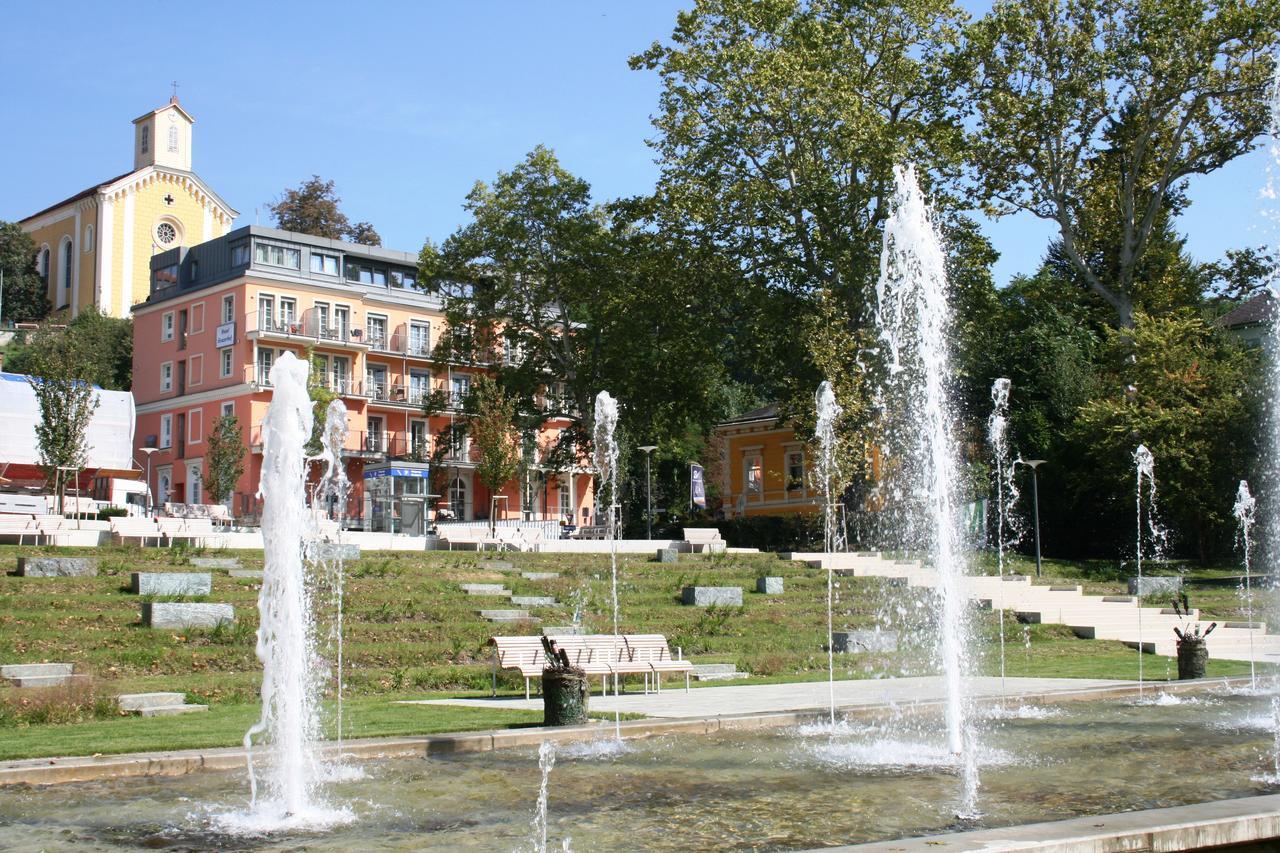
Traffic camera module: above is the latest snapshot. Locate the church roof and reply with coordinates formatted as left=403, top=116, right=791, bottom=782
left=20, top=170, right=135, bottom=222
left=20, top=166, right=238, bottom=224
left=132, top=96, right=195, bottom=125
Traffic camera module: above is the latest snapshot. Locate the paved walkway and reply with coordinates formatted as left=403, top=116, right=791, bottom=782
left=401, top=676, right=1131, bottom=719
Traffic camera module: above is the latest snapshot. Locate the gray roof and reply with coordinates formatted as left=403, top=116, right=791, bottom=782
left=1218, top=293, right=1275, bottom=329
left=717, top=403, right=780, bottom=427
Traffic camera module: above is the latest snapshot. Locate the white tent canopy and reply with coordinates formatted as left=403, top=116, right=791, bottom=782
left=0, top=372, right=135, bottom=472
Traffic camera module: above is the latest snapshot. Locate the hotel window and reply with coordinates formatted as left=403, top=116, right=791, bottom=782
left=366, top=315, right=387, bottom=348
left=259, top=296, right=275, bottom=330
left=409, top=322, right=430, bottom=356
left=786, top=450, right=805, bottom=493
left=155, top=264, right=178, bottom=286
left=314, top=302, right=330, bottom=336
left=220, top=401, right=235, bottom=418
left=333, top=306, right=350, bottom=338
left=161, top=312, right=175, bottom=341
left=160, top=362, right=173, bottom=392
left=257, top=348, right=275, bottom=384
left=389, top=269, right=416, bottom=289
left=254, top=242, right=301, bottom=270
left=310, top=253, right=340, bottom=275
left=222, top=294, right=234, bottom=324
left=345, top=263, right=388, bottom=285
left=231, top=243, right=250, bottom=266
left=220, top=348, right=233, bottom=378
left=159, top=414, right=172, bottom=449
left=279, top=298, right=298, bottom=328
left=559, top=483, right=571, bottom=518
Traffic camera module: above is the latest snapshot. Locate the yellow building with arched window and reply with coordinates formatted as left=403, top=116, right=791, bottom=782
left=19, top=97, right=238, bottom=319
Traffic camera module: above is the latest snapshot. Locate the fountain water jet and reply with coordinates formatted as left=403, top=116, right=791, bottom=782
left=873, top=163, right=978, bottom=816
left=310, top=399, right=352, bottom=744
left=987, top=378, right=1022, bottom=701
left=815, top=380, right=843, bottom=726
left=1133, top=445, right=1167, bottom=695
left=593, top=390, right=622, bottom=740
left=1234, top=481, right=1259, bottom=690
left=228, top=351, right=348, bottom=831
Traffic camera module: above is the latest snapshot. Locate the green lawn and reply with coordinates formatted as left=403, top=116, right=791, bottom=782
left=0, top=544, right=1266, bottom=762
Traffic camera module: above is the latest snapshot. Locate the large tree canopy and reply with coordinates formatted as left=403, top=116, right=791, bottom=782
left=964, top=0, right=1280, bottom=327
left=0, top=221, right=51, bottom=323
left=268, top=176, right=382, bottom=246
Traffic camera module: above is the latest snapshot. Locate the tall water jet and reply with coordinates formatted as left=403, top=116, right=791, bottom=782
left=310, top=399, right=351, bottom=743
left=236, top=351, right=343, bottom=828
left=1133, top=444, right=1167, bottom=694
left=592, top=390, right=622, bottom=738
left=815, top=380, right=843, bottom=726
left=1234, top=480, right=1259, bottom=690
left=873, top=164, right=977, bottom=816
left=987, top=378, right=1021, bottom=700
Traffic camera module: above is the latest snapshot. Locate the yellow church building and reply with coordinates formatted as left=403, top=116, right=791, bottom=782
left=19, top=97, right=238, bottom=319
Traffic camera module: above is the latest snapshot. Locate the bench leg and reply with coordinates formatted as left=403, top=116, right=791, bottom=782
left=685, top=671, right=690, bottom=692
left=526, top=677, right=530, bottom=701
left=492, top=662, right=497, bottom=697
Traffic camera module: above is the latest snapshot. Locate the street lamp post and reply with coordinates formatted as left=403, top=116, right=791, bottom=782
left=638, top=445, right=657, bottom=540
left=1023, top=459, right=1047, bottom=578
left=137, top=448, right=159, bottom=517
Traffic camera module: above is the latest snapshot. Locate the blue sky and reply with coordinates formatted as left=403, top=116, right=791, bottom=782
left=0, top=1, right=1269, bottom=287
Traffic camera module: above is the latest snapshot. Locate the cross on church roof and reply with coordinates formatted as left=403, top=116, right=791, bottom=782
left=170, top=80, right=179, bottom=102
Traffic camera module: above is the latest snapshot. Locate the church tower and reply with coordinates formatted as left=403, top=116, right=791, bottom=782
left=133, top=97, right=194, bottom=173
left=19, top=95, right=237, bottom=318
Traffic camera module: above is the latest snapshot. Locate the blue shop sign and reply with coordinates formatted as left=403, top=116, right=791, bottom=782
left=363, top=466, right=430, bottom=480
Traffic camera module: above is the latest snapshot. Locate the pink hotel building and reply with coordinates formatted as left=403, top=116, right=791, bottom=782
left=132, top=225, right=595, bottom=530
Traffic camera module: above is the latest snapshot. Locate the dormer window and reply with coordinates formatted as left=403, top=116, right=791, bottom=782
left=141, top=126, right=150, bottom=154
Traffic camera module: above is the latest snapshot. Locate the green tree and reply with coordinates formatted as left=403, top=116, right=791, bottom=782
left=6, top=308, right=132, bottom=390
left=0, top=222, right=51, bottom=323
left=24, top=326, right=100, bottom=510
left=1068, top=311, right=1258, bottom=561
left=632, top=0, right=969, bottom=405
left=963, top=0, right=1280, bottom=327
left=465, top=376, right=521, bottom=530
left=204, top=414, right=245, bottom=505
left=268, top=176, right=381, bottom=245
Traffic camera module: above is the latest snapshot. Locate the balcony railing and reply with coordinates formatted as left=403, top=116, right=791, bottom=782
left=248, top=311, right=367, bottom=347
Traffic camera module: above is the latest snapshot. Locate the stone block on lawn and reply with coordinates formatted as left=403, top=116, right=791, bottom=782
left=307, top=542, right=361, bottom=562
left=521, top=572, right=560, bottom=580
left=131, top=572, right=211, bottom=596
left=228, top=569, right=264, bottom=579
left=831, top=630, right=898, bottom=654
left=1128, top=575, right=1183, bottom=597
left=681, top=586, right=743, bottom=607
left=16, top=557, right=98, bottom=577
left=543, top=625, right=585, bottom=636
left=656, top=548, right=679, bottom=564
left=511, top=596, right=557, bottom=607
left=143, top=602, right=234, bottom=630
left=189, top=557, right=240, bottom=570
left=756, top=577, right=784, bottom=595
left=479, top=559, right=515, bottom=572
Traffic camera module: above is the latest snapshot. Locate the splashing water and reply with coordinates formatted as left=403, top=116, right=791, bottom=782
left=873, top=164, right=978, bottom=817
left=231, top=351, right=348, bottom=831
left=593, top=391, right=622, bottom=738
left=529, top=741, right=563, bottom=853
left=1133, top=445, right=1168, bottom=695
left=815, top=380, right=843, bottom=726
left=309, top=399, right=351, bottom=745
left=987, top=378, right=1021, bottom=701
left=1235, top=481, right=1259, bottom=690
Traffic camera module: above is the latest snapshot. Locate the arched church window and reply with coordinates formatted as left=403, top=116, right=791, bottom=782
left=61, top=238, right=73, bottom=303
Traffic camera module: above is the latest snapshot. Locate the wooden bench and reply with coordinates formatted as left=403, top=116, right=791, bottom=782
left=491, top=633, right=692, bottom=698
left=682, top=527, right=726, bottom=554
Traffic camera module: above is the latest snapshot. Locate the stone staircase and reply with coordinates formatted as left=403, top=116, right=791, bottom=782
left=790, top=552, right=1280, bottom=662
left=1, top=663, right=77, bottom=688
left=461, top=583, right=512, bottom=598
left=116, top=692, right=208, bottom=717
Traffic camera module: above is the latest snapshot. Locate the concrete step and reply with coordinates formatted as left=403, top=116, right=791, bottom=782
left=5, top=673, right=86, bottom=688
left=510, top=596, right=557, bottom=607
left=478, top=609, right=535, bottom=623
left=691, top=663, right=744, bottom=681
left=140, top=704, right=208, bottom=717
left=521, top=572, right=560, bottom=580
left=1, top=663, right=73, bottom=679
left=117, top=692, right=186, bottom=712
left=461, top=584, right=512, bottom=597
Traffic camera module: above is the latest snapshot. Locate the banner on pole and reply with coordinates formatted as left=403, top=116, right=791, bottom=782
left=690, top=463, right=706, bottom=509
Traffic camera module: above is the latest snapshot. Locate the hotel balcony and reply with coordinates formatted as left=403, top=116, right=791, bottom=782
left=244, top=310, right=370, bottom=350
left=247, top=366, right=366, bottom=399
